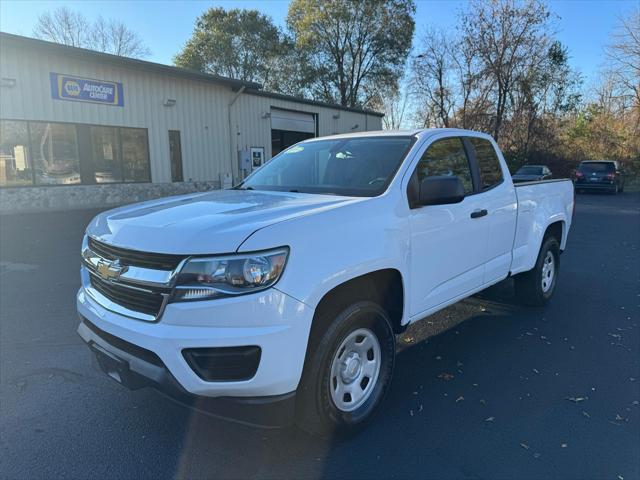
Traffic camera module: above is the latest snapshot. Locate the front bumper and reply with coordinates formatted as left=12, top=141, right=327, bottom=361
left=77, top=280, right=314, bottom=423
left=79, top=317, right=296, bottom=427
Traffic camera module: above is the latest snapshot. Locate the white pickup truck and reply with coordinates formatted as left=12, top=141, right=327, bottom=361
left=77, top=128, right=574, bottom=435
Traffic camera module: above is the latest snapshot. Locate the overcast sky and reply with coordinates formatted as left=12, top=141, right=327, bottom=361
left=1, top=0, right=637, bottom=88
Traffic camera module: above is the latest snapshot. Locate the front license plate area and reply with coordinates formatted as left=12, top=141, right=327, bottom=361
left=90, top=342, right=146, bottom=389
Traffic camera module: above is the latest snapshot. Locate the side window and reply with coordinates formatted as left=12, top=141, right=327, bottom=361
left=414, top=137, right=473, bottom=194
left=469, top=137, right=503, bottom=190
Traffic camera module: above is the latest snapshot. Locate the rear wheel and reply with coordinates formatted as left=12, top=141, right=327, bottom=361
left=296, top=301, right=395, bottom=436
left=515, top=236, right=560, bottom=306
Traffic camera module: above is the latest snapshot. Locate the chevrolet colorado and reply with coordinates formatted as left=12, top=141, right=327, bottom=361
left=77, top=129, right=574, bottom=435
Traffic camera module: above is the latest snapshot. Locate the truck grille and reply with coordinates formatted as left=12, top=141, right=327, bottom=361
left=88, top=237, right=184, bottom=270
left=84, top=237, right=187, bottom=320
left=89, top=274, right=168, bottom=318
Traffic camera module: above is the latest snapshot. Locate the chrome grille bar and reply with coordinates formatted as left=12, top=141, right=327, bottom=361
left=81, top=237, right=187, bottom=321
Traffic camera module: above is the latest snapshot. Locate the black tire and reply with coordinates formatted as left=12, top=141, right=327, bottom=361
left=295, top=301, right=395, bottom=437
left=515, top=236, right=560, bottom=306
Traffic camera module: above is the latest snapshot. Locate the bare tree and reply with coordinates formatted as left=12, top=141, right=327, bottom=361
left=460, top=0, right=552, bottom=141
left=90, top=16, right=151, bottom=58
left=605, top=10, right=640, bottom=108
left=33, top=7, right=150, bottom=58
left=373, top=81, right=412, bottom=130
left=33, top=7, right=90, bottom=47
left=412, top=29, right=454, bottom=127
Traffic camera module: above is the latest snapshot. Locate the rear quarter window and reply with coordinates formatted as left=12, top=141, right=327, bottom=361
left=469, top=137, right=503, bottom=190
left=580, top=162, right=614, bottom=173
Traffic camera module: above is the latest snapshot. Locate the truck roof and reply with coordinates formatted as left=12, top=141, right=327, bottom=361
left=304, top=128, right=493, bottom=142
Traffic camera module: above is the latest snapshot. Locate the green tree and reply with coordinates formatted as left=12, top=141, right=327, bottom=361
left=174, top=8, right=286, bottom=84
left=286, top=0, right=415, bottom=108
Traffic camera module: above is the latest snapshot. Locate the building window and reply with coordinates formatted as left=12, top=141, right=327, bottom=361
left=90, top=126, right=121, bottom=183
left=121, top=128, right=150, bottom=182
left=0, top=120, right=33, bottom=186
left=168, top=130, right=183, bottom=182
left=0, top=120, right=151, bottom=187
left=30, top=122, right=81, bottom=185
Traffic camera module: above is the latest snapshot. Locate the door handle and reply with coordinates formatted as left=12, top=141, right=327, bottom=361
left=470, top=209, right=488, bottom=219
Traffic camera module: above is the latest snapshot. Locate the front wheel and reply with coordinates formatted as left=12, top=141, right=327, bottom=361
left=515, top=236, right=560, bottom=306
left=295, top=301, right=395, bottom=436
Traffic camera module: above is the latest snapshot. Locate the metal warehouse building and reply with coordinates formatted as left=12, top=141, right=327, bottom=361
left=0, top=32, right=383, bottom=212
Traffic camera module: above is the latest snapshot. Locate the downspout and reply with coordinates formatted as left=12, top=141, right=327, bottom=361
left=228, top=85, right=246, bottom=184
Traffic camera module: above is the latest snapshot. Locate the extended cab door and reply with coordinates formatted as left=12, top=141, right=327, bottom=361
left=406, top=136, right=490, bottom=318
left=465, top=137, right=518, bottom=285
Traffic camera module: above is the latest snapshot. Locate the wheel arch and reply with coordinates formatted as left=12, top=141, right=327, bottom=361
left=544, top=220, right=565, bottom=250
left=310, top=269, right=406, bottom=338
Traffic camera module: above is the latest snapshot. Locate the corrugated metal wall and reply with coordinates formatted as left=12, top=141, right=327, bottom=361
left=0, top=41, right=382, bottom=184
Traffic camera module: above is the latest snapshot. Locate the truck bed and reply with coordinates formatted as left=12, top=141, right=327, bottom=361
left=510, top=178, right=574, bottom=276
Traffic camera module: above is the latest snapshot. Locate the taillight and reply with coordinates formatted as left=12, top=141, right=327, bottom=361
left=606, top=172, right=615, bottom=179
left=575, top=171, right=583, bottom=178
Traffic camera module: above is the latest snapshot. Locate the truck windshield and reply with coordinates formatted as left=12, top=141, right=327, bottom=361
left=239, top=136, right=414, bottom=197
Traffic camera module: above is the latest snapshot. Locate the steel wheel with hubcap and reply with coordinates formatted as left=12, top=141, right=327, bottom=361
left=329, top=328, right=381, bottom=412
left=296, top=301, right=395, bottom=436
left=515, top=235, right=560, bottom=306
left=541, top=250, right=555, bottom=293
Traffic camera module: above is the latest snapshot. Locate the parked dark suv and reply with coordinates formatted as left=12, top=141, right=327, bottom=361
left=575, top=160, right=625, bottom=194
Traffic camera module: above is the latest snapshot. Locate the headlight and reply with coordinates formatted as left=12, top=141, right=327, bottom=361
left=172, top=248, right=289, bottom=302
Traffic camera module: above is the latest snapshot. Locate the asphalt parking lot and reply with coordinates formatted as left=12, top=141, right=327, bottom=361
left=1, top=191, right=639, bottom=480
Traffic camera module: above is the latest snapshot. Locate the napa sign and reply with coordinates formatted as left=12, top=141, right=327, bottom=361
left=49, top=73, right=124, bottom=106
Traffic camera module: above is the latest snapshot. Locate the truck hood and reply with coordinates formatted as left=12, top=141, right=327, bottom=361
left=87, top=189, right=356, bottom=254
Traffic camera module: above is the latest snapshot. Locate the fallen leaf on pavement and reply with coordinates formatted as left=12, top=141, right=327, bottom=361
left=561, top=443, right=567, bottom=448
left=520, top=443, right=530, bottom=450
left=456, top=396, right=464, bottom=402
left=582, top=411, right=591, bottom=418
left=438, top=373, right=455, bottom=381
left=566, top=396, right=587, bottom=403
left=485, top=416, right=495, bottom=422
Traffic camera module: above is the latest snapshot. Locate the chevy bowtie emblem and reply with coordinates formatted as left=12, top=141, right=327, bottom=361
left=96, top=259, right=128, bottom=281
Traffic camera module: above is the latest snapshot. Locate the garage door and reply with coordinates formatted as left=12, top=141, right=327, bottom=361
left=271, top=108, right=316, bottom=156
left=270, top=108, right=315, bottom=133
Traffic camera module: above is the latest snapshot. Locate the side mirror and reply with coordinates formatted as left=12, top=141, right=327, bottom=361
left=418, top=176, right=465, bottom=206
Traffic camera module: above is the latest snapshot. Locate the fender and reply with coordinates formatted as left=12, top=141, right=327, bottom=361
left=237, top=192, right=412, bottom=326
